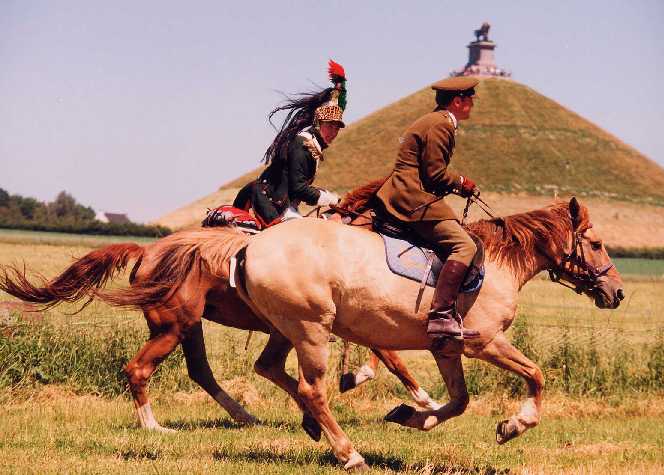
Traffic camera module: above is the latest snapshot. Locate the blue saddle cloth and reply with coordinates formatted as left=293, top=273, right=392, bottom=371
left=379, top=233, right=484, bottom=294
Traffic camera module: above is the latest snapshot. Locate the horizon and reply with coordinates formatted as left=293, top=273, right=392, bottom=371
left=2, top=1, right=663, bottom=223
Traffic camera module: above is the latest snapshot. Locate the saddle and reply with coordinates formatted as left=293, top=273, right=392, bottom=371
left=372, top=213, right=485, bottom=299
left=202, top=205, right=262, bottom=232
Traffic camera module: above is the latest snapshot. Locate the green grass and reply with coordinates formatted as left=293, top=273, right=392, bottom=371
left=613, top=257, right=664, bottom=277
left=1, top=239, right=664, bottom=473
left=0, top=228, right=157, bottom=247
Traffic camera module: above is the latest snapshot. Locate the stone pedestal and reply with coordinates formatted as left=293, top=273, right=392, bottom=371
left=451, top=24, right=511, bottom=78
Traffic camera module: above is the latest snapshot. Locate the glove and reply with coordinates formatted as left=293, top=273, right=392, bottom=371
left=317, top=189, right=340, bottom=206
left=458, top=176, right=478, bottom=198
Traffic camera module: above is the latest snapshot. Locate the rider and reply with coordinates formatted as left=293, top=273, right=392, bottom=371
left=376, top=76, right=481, bottom=341
left=233, top=61, right=348, bottom=227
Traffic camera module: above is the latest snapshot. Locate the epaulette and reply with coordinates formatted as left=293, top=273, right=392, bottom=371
left=302, top=138, right=324, bottom=162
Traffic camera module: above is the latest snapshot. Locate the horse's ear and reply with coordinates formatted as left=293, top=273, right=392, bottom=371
left=569, top=197, right=589, bottom=230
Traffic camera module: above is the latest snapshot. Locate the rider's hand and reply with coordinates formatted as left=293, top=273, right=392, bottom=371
left=458, top=176, right=479, bottom=198
left=317, top=189, right=340, bottom=206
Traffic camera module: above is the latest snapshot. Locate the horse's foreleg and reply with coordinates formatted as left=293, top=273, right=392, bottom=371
left=384, top=354, right=468, bottom=431
left=475, top=332, right=544, bottom=444
left=253, top=331, right=322, bottom=441
left=372, top=349, right=442, bottom=410
left=181, top=321, right=257, bottom=425
left=295, top=334, right=367, bottom=470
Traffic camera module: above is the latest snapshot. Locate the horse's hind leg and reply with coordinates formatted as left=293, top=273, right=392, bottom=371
left=339, top=342, right=379, bottom=392
left=181, top=321, right=257, bottom=425
left=124, top=310, right=181, bottom=433
left=254, top=331, right=322, bottom=441
left=372, top=349, right=442, bottom=410
left=474, top=331, right=544, bottom=444
left=293, top=327, right=367, bottom=470
left=127, top=279, right=206, bottom=432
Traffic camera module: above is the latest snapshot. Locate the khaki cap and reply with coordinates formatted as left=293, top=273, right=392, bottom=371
left=431, top=77, right=480, bottom=92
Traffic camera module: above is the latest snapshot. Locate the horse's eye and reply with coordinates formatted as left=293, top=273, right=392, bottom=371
left=591, top=242, right=602, bottom=251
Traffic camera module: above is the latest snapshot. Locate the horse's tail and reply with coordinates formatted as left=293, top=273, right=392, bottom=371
left=92, top=245, right=202, bottom=310
left=93, top=228, right=250, bottom=310
left=0, top=243, right=144, bottom=310
left=337, top=176, right=389, bottom=215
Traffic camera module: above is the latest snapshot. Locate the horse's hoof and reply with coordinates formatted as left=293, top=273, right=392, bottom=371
left=339, top=373, right=357, bottom=393
left=301, top=413, right=322, bottom=442
left=496, top=419, right=519, bottom=445
left=346, top=461, right=369, bottom=472
left=152, top=425, right=177, bottom=434
left=384, top=404, right=416, bottom=425
left=344, top=452, right=368, bottom=471
left=235, top=413, right=259, bottom=426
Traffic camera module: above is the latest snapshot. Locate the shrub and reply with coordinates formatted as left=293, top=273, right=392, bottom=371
left=0, top=322, right=187, bottom=396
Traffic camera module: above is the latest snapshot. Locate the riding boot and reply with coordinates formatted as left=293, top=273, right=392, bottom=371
left=428, top=260, right=480, bottom=341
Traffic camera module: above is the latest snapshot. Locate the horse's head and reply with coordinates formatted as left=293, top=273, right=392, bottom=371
left=549, top=197, right=624, bottom=309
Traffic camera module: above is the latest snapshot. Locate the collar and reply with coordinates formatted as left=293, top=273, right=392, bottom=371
left=298, top=128, right=326, bottom=151
left=447, top=111, right=458, bottom=130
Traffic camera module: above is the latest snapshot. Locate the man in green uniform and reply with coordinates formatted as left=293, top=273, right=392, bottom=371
left=376, top=76, right=481, bottom=341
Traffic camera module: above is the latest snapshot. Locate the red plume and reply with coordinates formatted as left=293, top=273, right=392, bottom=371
left=328, top=60, right=346, bottom=82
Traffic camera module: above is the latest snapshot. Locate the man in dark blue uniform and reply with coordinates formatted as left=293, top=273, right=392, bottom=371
left=234, top=61, right=347, bottom=227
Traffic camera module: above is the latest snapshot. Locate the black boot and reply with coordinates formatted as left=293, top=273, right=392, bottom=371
left=428, top=260, right=480, bottom=341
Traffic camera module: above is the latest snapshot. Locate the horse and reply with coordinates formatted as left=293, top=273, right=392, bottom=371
left=229, top=196, right=624, bottom=470
left=0, top=224, right=438, bottom=435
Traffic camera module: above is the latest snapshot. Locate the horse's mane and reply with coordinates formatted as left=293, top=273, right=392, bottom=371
left=466, top=202, right=588, bottom=280
left=336, top=178, right=589, bottom=281
left=336, top=176, right=388, bottom=214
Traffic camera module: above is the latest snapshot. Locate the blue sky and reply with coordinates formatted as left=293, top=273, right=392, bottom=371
left=2, top=1, right=662, bottom=222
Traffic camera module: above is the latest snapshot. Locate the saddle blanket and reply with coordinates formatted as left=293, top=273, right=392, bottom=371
left=379, top=233, right=484, bottom=293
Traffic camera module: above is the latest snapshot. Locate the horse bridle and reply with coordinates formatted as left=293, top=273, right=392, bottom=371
left=547, top=227, right=614, bottom=294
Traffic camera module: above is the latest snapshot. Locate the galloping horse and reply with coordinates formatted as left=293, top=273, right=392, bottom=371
left=1, top=194, right=624, bottom=470
left=231, top=197, right=623, bottom=470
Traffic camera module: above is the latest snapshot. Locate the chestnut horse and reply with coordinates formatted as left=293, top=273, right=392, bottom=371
left=0, top=225, right=436, bottom=435
left=231, top=197, right=623, bottom=470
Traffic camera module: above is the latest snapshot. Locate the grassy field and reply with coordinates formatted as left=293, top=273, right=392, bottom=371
left=1, top=234, right=663, bottom=473
left=0, top=228, right=157, bottom=248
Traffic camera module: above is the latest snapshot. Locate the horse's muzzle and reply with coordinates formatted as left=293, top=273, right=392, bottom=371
left=593, top=285, right=623, bottom=309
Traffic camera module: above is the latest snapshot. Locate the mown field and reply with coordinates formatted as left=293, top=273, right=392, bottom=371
left=1, top=231, right=663, bottom=474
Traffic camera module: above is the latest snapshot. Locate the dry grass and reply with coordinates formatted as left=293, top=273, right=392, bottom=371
left=0, top=388, right=662, bottom=474
left=1, top=235, right=663, bottom=473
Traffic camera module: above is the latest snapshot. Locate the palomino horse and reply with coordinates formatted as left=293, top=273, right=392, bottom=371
left=0, top=226, right=436, bottom=435
left=232, top=197, right=624, bottom=470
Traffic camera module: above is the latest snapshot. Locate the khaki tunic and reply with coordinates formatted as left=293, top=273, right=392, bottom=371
left=377, top=108, right=462, bottom=222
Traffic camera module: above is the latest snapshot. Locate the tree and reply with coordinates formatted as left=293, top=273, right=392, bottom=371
left=16, top=196, right=40, bottom=220
left=50, top=191, right=95, bottom=221
left=0, top=188, right=9, bottom=207
left=52, top=191, right=77, bottom=218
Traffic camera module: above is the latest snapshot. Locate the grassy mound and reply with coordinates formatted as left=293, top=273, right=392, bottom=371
left=226, top=79, right=664, bottom=204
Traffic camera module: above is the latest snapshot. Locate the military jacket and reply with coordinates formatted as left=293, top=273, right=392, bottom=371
left=249, top=130, right=324, bottom=224
left=376, top=108, right=462, bottom=222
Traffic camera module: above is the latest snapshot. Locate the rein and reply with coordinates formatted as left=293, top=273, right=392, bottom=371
left=546, top=228, right=614, bottom=294
left=461, top=195, right=496, bottom=225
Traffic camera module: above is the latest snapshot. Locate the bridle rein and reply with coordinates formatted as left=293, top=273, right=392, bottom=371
left=547, top=226, right=614, bottom=294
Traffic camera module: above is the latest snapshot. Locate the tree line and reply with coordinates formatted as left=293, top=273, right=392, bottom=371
left=0, top=188, right=171, bottom=237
